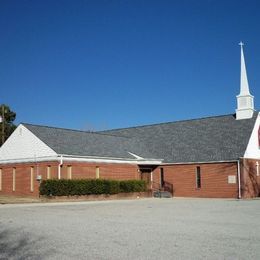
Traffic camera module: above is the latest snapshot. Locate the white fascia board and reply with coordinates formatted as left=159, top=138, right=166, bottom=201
left=61, top=156, right=162, bottom=165
left=161, top=160, right=238, bottom=165
left=0, top=154, right=163, bottom=165
left=0, top=156, right=59, bottom=164
left=60, top=154, right=162, bottom=165
left=244, top=112, right=260, bottom=159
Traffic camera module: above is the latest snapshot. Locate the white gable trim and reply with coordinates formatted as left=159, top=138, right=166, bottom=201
left=0, top=124, right=57, bottom=161
left=244, top=112, right=260, bottom=159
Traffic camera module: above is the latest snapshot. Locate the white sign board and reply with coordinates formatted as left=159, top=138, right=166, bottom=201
left=228, top=175, right=236, bottom=184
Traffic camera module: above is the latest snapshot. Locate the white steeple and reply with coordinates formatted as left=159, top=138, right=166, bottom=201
left=236, top=42, right=254, bottom=120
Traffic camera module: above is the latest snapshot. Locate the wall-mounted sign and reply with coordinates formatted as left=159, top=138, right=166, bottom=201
left=228, top=175, right=236, bottom=184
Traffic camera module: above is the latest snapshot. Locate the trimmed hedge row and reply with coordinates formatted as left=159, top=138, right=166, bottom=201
left=39, top=179, right=147, bottom=196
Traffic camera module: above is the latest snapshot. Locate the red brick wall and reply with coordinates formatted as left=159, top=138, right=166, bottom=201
left=0, top=161, right=59, bottom=197
left=153, top=162, right=239, bottom=198
left=1, top=167, right=13, bottom=195
left=0, top=160, right=246, bottom=199
left=100, top=164, right=139, bottom=180
left=240, top=158, right=260, bottom=198
left=0, top=161, right=139, bottom=197
left=62, top=162, right=139, bottom=180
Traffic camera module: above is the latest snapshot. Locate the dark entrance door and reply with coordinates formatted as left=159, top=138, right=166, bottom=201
left=141, top=171, right=151, bottom=184
left=140, top=169, right=151, bottom=189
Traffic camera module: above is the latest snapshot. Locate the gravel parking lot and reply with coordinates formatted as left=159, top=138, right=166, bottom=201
left=0, top=198, right=260, bottom=260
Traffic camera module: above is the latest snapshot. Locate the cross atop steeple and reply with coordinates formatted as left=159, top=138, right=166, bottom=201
left=236, top=42, right=254, bottom=120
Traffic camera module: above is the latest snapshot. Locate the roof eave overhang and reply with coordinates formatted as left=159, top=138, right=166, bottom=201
left=161, top=159, right=239, bottom=165
left=58, top=154, right=163, bottom=165
left=0, top=154, right=163, bottom=165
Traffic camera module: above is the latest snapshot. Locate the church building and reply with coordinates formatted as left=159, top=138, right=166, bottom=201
left=0, top=43, right=259, bottom=198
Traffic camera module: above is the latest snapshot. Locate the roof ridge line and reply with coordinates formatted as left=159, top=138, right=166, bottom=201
left=100, top=113, right=237, bottom=132
left=21, top=122, right=93, bottom=133
left=21, top=122, right=135, bottom=139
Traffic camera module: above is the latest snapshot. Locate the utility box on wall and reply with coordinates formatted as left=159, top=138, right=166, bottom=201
left=36, top=175, right=42, bottom=181
left=228, top=175, right=236, bottom=184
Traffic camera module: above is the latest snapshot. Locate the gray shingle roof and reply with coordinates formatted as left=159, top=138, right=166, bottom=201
left=23, top=112, right=258, bottom=163
left=23, top=124, right=156, bottom=160
left=100, top=113, right=258, bottom=163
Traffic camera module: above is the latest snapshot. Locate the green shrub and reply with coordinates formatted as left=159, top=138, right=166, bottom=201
left=39, top=179, right=147, bottom=196
left=120, top=180, right=147, bottom=193
left=106, top=180, right=120, bottom=194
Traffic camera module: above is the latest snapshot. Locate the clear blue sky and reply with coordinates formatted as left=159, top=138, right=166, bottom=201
left=1, top=0, right=260, bottom=130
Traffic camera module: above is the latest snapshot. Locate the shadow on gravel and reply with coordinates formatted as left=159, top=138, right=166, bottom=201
left=0, top=229, right=55, bottom=259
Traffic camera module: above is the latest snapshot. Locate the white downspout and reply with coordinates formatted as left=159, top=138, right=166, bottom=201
left=58, top=155, right=63, bottom=180
left=237, top=160, right=241, bottom=199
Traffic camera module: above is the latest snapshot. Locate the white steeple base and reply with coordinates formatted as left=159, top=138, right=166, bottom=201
left=236, top=94, right=254, bottom=120
left=236, top=108, right=254, bottom=120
